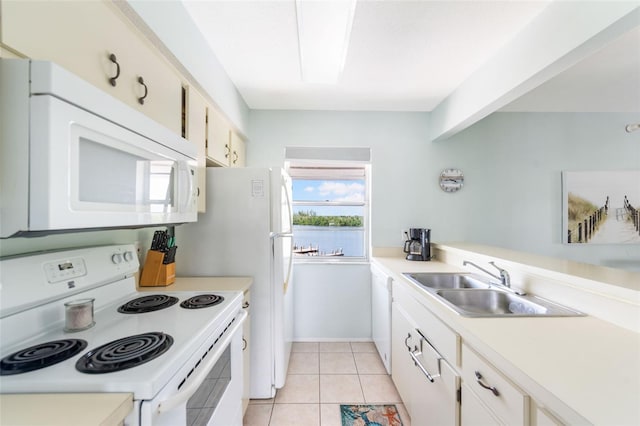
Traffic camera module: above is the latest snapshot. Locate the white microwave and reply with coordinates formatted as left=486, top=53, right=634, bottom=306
left=0, top=59, right=198, bottom=238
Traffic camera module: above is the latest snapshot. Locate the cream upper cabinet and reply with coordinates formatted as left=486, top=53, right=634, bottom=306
left=206, top=108, right=232, bottom=166
left=206, top=108, right=246, bottom=168
left=185, top=87, right=207, bottom=213
left=230, top=131, right=246, bottom=168
left=1, top=0, right=182, bottom=134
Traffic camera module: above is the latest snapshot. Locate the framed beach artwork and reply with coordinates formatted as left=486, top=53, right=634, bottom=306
left=562, top=170, right=640, bottom=244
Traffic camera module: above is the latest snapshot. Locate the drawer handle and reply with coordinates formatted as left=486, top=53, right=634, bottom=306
left=243, top=301, right=250, bottom=309
left=233, top=151, right=238, bottom=164
left=108, top=53, right=120, bottom=87
left=137, top=76, right=148, bottom=105
left=475, top=371, right=500, bottom=396
left=242, top=338, right=247, bottom=350
left=225, top=144, right=230, bottom=158
left=410, top=347, right=437, bottom=383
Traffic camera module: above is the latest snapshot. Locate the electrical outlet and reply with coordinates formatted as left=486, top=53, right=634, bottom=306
left=133, top=241, right=142, bottom=260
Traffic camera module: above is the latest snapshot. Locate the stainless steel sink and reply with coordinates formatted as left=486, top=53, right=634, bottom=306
left=403, top=272, right=491, bottom=290
left=402, top=272, right=584, bottom=317
left=434, top=289, right=585, bottom=317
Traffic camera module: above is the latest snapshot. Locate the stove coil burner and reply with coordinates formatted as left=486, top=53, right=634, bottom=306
left=75, top=332, right=173, bottom=374
left=0, top=339, right=88, bottom=376
left=180, top=294, right=225, bottom=309
left=117, top=294, right=179, bottom=314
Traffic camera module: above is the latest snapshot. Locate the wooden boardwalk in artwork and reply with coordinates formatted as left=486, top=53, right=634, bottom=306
left=588, top=207, right=640, bottom=244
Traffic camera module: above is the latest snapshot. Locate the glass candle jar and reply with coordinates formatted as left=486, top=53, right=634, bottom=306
left=64, top=298, right=95, bottom=332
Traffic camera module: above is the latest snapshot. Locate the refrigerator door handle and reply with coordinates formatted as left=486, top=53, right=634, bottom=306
left=271, top=232, right=294, bottom=238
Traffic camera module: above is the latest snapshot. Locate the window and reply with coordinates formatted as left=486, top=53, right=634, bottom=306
left=285, top=147, right=370, bottom=261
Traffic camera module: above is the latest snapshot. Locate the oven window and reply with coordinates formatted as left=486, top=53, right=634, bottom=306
left=186, top=345, right=231, bottom=425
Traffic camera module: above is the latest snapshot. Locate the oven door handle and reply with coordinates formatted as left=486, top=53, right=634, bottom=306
left=156, top=310, right=248, bottom=414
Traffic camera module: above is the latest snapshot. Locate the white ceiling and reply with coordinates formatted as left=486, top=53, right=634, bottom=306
left=182, top=0, right=640, bottom=113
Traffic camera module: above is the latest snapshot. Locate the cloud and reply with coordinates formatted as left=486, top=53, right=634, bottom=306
left=318, top=181, right=365, bottom=202
left=304, top=186, right=315, bottom=192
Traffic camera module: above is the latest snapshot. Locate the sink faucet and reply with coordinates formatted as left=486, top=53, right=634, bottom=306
left=463, top=260, right=525, bottom=295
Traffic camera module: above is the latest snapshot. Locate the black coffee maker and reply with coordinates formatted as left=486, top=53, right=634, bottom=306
left=403, top=228, right=431, bottom=261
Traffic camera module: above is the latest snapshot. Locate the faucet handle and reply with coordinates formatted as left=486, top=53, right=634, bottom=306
left=488, top=261, right=510, bottom=284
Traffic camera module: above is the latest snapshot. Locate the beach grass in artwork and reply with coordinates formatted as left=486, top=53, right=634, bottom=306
left=340, top=404, right=403, bottom=426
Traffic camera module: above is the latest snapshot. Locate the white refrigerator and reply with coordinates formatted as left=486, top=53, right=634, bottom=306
left=175, top=167, right=294, bottom=399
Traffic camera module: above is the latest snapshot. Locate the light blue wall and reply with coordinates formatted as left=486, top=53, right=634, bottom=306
left=249, top=110, right=640, bottom=270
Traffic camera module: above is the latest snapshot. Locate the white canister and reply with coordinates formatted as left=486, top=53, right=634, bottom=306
left=64, top=298, right=95, bottom=332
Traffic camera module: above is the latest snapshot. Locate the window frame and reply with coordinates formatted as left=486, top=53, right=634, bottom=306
left=287, top=161, right=370, bottom=263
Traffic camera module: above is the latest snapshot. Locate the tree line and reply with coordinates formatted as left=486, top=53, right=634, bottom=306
left=293, top=210, right=362, bottom=227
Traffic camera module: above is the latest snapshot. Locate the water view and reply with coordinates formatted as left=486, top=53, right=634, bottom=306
left=293, top=225, right=365, bottom=257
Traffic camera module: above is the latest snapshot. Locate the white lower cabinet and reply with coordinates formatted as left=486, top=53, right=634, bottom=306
left=371, top=263, right=392, bottom=374
left=461, top=383, right=502, bottom=426
left=460, top=343, right=529, bottom=425
left=391, top=283, right=460, bottom=426
left=388, top=272, right=586, bottom=426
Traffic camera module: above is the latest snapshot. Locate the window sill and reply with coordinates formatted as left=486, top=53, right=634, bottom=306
left=293, top=257, right=369, bottom=266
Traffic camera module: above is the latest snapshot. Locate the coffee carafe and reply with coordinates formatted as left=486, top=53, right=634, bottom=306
left=403, top=228, right=431, bottom=261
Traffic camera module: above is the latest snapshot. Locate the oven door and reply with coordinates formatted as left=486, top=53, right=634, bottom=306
left=28, top=94, right=197, bottom=233
left=137, top=310, right=247, bottom=426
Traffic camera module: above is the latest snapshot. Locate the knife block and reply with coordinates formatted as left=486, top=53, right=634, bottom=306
left=139, top=250, right=175, bottom=287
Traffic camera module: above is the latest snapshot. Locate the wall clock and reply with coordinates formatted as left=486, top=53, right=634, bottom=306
left=439, top=168, right=464, bottom=192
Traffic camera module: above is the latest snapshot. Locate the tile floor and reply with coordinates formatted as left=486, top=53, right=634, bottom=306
left=243, top=341, right=410, bottom=426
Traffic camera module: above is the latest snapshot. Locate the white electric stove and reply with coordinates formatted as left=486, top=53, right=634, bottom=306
left=0, top=244, right=246, bottom=426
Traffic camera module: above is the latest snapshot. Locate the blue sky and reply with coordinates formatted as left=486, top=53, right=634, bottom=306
left=292, top=179, right=365, bottom=216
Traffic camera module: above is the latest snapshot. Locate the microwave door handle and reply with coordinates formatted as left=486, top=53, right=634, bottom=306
left=156, top=310, right=247, bottom=414
left=177, top=162, right=194, bottom=210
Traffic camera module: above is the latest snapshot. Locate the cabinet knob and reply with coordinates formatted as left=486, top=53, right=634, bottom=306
left=108, top=54, right=120, bottom=87
left=137, top=76, right=148, bottom=105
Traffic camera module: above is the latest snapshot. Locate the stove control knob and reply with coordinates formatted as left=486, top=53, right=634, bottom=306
left=111, top=253, right=123, bottom=264
left=123, top=251, right=135, bottom=262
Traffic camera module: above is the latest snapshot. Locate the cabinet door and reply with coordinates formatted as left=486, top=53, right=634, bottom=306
left=371, top=264, right=391, bottom=374
left=1, top=1, right=182, bottom=134
left=392, top=302, right=460, bottom=426
left=411, top=339, right=460, bottom=426
left=461, top=384, right=502, bottom=426
left=185, top=87, right=207, bottom=212
left=391, top=302, right=417, bottom=416
left=230, top=131, right=246, bottom=168
left=206, top=108, right=231, bottom=166
left=461, top=344, right=529, bottom=425
left=242, top=290, right=252, bottom=414
left=533, top=405, right=563, bottom=426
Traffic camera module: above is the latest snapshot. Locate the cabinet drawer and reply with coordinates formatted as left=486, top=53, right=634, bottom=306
left=393, top=282, right=459, bottom=364
left=462, top=343, right=529, bottom=425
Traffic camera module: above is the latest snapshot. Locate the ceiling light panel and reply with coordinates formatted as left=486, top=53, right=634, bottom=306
left=296, top=0, right=357, bottom=84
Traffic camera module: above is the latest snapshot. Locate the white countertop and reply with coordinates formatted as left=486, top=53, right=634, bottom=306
left=0, top=393, right=132, bottom=426
left=372, top=251, right=640, bottom=425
